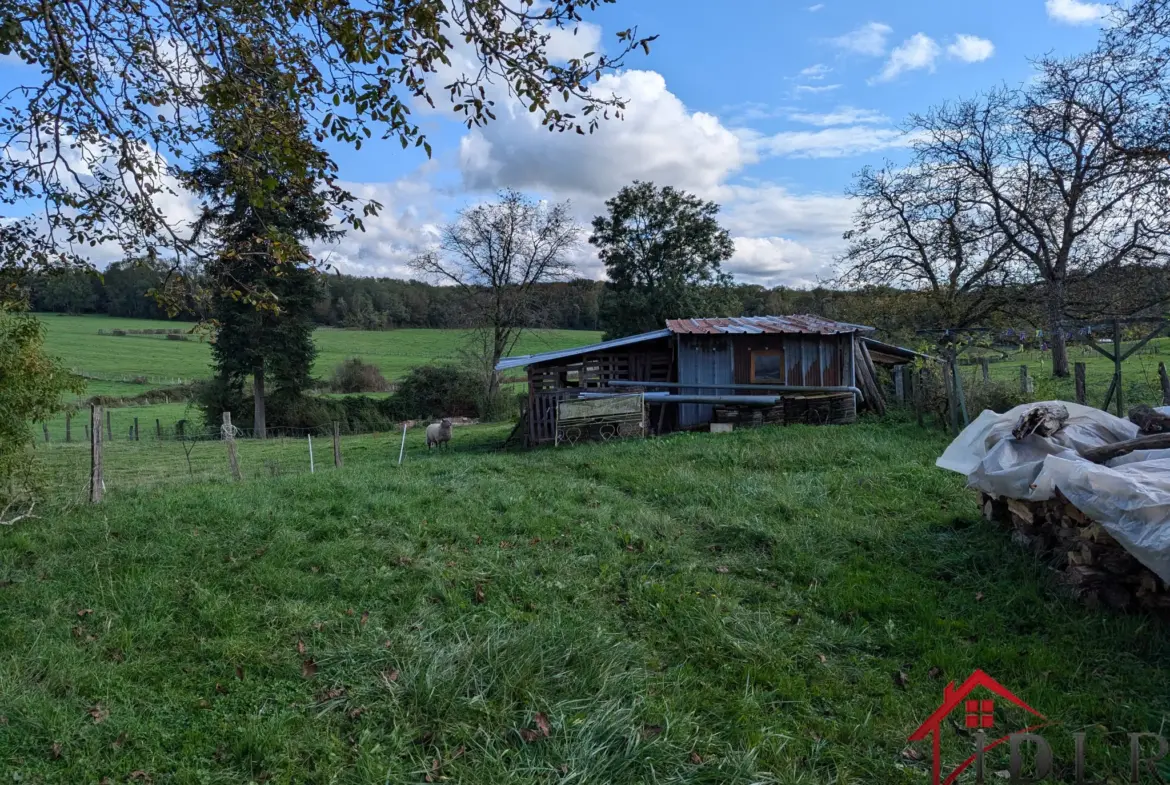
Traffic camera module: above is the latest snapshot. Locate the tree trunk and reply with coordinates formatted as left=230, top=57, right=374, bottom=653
left=253, top=363, right=267, bottom=440
left=1047, top=279, right=1069, bottom=378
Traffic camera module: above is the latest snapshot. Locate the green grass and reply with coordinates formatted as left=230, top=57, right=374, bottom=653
left=3, top=421, right=1168, bottom=783
left=36, top=313, right=600, bottom=394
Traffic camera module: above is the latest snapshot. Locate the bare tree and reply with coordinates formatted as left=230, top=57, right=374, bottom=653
left=911, top=52, right=1170, bottom=377
left=838, top=163, right=1022, bottom=331
left=412, top=190, right=580, bottom=399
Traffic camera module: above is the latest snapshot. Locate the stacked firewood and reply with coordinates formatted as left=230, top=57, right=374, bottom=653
left=981, top=491, right=1170, bottom=613
left=713, top=404, right=783, bottom=427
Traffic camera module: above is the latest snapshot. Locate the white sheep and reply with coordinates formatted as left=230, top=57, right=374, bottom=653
left=426, top=418, right=453, bottom=449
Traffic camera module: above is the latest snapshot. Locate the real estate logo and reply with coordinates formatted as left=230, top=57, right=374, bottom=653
left=907, top=669, right=1168, bottom=784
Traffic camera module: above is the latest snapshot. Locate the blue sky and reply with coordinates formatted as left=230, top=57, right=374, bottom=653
left=0, top=0, right=1111, bottom=286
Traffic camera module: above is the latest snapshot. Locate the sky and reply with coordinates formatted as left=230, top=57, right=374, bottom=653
left=0, top=0, right=1112, bottom=288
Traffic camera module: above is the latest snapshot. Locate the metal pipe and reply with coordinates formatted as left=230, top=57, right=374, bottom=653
left=604, top=379, right=863, bottom=398
left=578, top=392, right=784, bottom=406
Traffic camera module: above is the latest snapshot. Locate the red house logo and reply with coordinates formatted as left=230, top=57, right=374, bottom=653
left=908, top=670, right=1049, bottom=785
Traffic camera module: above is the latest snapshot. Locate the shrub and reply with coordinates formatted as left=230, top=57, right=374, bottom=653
left=330, top=357, right=391, bottom=393
left=385, top=365, right=481, bottom=420
left=165, top=333, right=186, bottom=341
left=111, top=329, right=127, bottom=336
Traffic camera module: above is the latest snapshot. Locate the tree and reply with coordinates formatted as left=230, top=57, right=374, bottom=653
left=590, top=182, right=738, bottom=339
left=838, top=163, right=1021, bottom=332
left=411, top=190, right=580, bottom=403
left=911, top=52, right=1170, bottom=377
left=0, top=307, right=84, bottom=522
left=189, top=43, right=337, bottom=437
left=0, top=0, right=655, bottom=300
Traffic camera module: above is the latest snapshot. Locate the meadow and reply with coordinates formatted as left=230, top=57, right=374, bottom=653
left=2, top=420, right=1168, bottom=783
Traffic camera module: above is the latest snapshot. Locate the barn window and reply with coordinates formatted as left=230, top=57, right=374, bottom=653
left=750, top=351, right=783, bottom=383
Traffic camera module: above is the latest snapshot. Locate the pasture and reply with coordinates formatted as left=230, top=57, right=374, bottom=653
left=2, top=421, right=1168, bottom=783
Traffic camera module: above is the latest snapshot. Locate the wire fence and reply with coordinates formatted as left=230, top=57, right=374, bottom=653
left=36, top=412, right=516, bottom=507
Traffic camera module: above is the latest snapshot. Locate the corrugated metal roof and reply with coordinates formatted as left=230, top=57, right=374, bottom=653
left=494, top=329, right=672, bottom=371
left=862, top=337, right=939, bottom=363
left=665, top=315, right=874, bottom=335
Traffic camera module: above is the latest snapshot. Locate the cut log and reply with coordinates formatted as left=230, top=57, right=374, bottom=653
left=1012, top=403, right=1069, bottom=440
left=1079, top=433, right=1170, bottom=464
left=1128, top=404, right=1170, bottom=434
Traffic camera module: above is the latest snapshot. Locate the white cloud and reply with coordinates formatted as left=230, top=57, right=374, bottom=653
left=795, top=83, right=843, bottom=94
left=872, top=33, right=941, bottom=83
left=947, top=34, right=995, bottom=62
left=808, top=3, right=825, bottom=11
left=1045, top=0, right=1109, bottom=24
left=543, top=22, right=603, bottom=63
left=800, top=63, right=832, bottom=80
left=458, top=69, right=754, bottom=202
left=750, top=126, right=912, bottom=158
left=831, top=22, right=893, bottom=56
left=788, top=106, right=889, bottom=126
left=729, top=237, right=819, bottom=285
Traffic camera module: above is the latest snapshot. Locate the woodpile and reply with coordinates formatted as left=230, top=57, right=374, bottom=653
left=980, top=491, right=1170, bottom=613
left=784, top=392, right=857, bottom=425
left=713, top=404, right=783, bottom=427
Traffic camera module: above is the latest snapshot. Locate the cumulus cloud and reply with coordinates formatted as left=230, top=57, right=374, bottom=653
left=947, top=34, right=995, bottom=62
left=872, top=33, right=941, bottom=82
left=749, top=126, right=912, bottom=158
left=729, top=237, right=820, bottom=286
left=831, top=22, right=893, bottom=56
left=788, top=106, right=889, bottom=126
left=1046, top=0, right=1109, bottom=24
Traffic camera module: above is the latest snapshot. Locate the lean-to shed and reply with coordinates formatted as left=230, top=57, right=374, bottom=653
left=497, top=315, right=882, bottom=447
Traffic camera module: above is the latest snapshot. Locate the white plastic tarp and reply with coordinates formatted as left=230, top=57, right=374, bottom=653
left=937, top=402, right=1170, bottom=582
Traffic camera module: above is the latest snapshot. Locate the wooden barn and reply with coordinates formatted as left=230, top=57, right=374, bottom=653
left=497, top=315, right=893, bottom=448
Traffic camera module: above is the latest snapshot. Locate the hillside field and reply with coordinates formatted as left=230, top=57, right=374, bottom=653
left=37, top=313, right=601, bottom=393
left=3, top=420, right=1169, bottom=783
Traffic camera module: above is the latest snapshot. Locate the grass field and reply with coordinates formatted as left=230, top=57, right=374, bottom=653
left=3, top=420, right=1169, bottom=783
left=37, top=313, right=601, bottom=395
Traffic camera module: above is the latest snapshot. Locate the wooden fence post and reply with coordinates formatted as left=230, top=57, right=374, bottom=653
left=894, top=366, right=906, bottom=403
left=65, top=412, right=72, bottom=443
left=332, top=422, right=343, bottom=468
left=1112, top=318, right=1124, bottom=417
left=1074, top=362, right=1087, bottom=405
left=914, top=368, right=925, bottom=428
left=133, top=417, right=139, bottom=441
left=980, top=357, right=990, bottom=383
left=947, top=360, right=960, bottom=435
left=1160, top=362, right=1170, bottom=406
left=42, top=422, right=49, bottom=443
left=156, top=419, right=162, bottom=440
left=222, top=412, right=241, bottom=481
left=1019, top=365, right=1029, bottom=395
left=105, top=410, right=112, bottom=441
left=90, top=405, right=103, bottom=503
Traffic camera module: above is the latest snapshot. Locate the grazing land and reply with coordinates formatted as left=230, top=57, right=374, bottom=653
left=2, top=421, right=1168, bottom=783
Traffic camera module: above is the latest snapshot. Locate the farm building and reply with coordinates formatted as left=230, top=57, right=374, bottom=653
left=497, top=315, right=904, bottom=447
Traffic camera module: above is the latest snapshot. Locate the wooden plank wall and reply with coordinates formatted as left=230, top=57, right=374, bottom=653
left=730, top=334, right=849, bottom=387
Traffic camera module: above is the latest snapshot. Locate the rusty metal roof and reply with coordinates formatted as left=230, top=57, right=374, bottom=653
left=665, top=315, right=874, bottom=335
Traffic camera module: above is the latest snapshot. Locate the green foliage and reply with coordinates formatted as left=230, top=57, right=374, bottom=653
left=0, top=310, right=83, bottom=509
left=388, top=364, right=483, bottom=421
left=591, top=182, right=739, bottom=338
left=330, top=358, right=391, bottom=393
left=3, top=422, right=1168, bottom=780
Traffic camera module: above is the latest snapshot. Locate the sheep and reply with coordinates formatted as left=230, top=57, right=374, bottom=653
left=426, top=418, right=453, bottom=449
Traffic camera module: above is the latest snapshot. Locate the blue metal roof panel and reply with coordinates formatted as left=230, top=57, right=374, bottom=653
left=494, top=329, right=673, bottom=371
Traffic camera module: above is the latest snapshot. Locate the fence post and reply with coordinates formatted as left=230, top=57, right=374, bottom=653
left=65, top=412, right=72, bottom=443
left=914, top=368, right=925, bottom=428
left=1112, top=318, right=1124, bottom=417
left=90, top=405, right=103, bottom=503
left=1074, top=362, right=1086, bottom=405
left=1019, top=365, right=1029, bottom=395
left=398, top=423, right=408, bottom=465
left=894, top=366, right=906, bottom=403
left=156, top=418, right=162, bottom=440
left=42, top=422, right=49, bottom=443
left=332, top=422, right=343, bottom=468
left=133, top=417, right=139, bottom=442
left=980, top=357, right=990, bottom=383
left=1160, top=362, right=1170, bottom=406
left=105, top=410, right=112, bottom=441
left=222, top=412, right=242, bottom=481
left=308, top=434, right=315, bottom=474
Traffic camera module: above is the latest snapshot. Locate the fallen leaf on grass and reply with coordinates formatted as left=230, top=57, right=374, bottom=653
left=396, top=556, right=412, bottom=566
left=105, top=648, right=125, bottom=663
left=412, top=731, right=435, bottom=746
left=50, top=742, right=62, bottom=760
left=975, top=592, right=985, bottom=602
left=302, top=659, right=318, bottom=678
left=112, top=732, right=127, bottom=749
left=499, top=540, right=513, bottom=549
left=817, top=653, right=827, bottom=664
left=529, top=537, right=541, bottom=545
left=197, top=699, right=211, bottom=709
left=689, top=752, right=703, bottom=764
left=316, top=687, right=346, bottom=702
left=445, top=561, right=456, bottom=567
left=473, top=584, right=486, bottom=605
left=297, top=640, right=306, bottom=655
left=310, top=565, right=320, bottom=573
left=518, top=728, right=540, bottom=743
left=381, top=668, right=400, bottom=685
left=360, top=611, right=369, bottom=626
left=928, top=666, right=942, bottom=680
left=88, top=705, right=109, bottom=724
left=893, top=671, right=910, bottom=689
left=346, top=608, right=355, bottom=616
left=901, top=746, right=924, bottom=761
left=235, top=665, right=244, bottom=681
left=424, top=758, right=442, bottom=782
left=451, top=745, right=466, bottom=760
left=129, top=771, right=151, bottom=783
left=534, top=712, right=550, bottom=737
left=642, top=725, right=663, bottom=740
left=215, top=683, right=228, bottom=695
left=475, top=536, right=483, bottom=545
left=0, top=716, right=7, bottom=725
left=348, top=707, right=365, bottom=720
left=77, top=608, right=93, bottom=618
left=715, top=566, right=729, bottom=574
left=254, top=547, right=267, bottom=557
